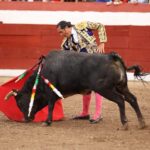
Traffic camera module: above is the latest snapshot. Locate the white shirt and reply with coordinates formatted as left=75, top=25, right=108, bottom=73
left=71, top=28, right=79, bottom=43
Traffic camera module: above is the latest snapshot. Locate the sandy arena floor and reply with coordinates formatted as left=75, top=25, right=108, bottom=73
left=0, top=77, right=150, bottom=150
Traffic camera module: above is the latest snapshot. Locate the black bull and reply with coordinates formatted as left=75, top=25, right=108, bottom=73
left=5, top=50, right=145, bottom=129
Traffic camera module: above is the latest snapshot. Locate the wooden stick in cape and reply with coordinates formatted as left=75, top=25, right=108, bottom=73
left=28, top=64, right=42, bottom=117
left=41, top=76, right=64, bottom=99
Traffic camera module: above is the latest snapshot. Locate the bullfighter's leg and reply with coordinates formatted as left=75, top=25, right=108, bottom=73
left=99, top=88, right=128, bottom=130
left=82, top=94, right=91, bottom=116
left=121, top=87, right=146, bottom=129
left=73, top=93, right=91, bottom=120
left=90, top=92, right=103, bottom=123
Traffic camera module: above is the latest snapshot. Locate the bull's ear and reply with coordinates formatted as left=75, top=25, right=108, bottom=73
left=4, top=89, right=19, bottom=101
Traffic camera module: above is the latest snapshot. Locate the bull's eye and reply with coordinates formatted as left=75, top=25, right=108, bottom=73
left=15, top=92, right=22, bottom=101
left=18, top=100, right=21, bottom=106
left=17, top=100, right=22, bottom=109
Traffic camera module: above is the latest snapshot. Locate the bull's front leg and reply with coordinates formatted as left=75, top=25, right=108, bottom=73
left=44, top=93, right=57, bottom=126
left=45, top=100, right=55, bottom=126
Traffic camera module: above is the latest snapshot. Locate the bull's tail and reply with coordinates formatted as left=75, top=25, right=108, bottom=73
left=127, top=65, right=150, bottom=80
left=109, top=52, right=126, bottom=69
left=127, top=65, right=142, bottom=78
left=109, top=52, right=149, bottom=81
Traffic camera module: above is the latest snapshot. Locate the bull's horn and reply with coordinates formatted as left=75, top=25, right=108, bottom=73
left=4, top=90, right=18, bottom=101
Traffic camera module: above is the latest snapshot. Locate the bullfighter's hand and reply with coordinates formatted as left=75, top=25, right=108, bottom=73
left=97, top=43, right=105, bottom=53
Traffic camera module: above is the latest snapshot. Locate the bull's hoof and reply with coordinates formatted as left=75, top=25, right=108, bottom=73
left=122, top=123, right=129, bottom=130
left=139, top=119, right=146, bottom=129
left=42, top=121, right=52, bottom=126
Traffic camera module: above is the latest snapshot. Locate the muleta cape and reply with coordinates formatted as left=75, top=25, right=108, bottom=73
left=0, top=68, right=64, bottom=122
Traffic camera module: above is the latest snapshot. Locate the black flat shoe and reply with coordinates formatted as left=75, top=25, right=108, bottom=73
left=89, top=116, right=103, bottom=124
left=73, top=115, right=90, bottom=120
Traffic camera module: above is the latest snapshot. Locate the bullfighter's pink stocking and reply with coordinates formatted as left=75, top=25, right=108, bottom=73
left=80, top=94, right=91, bottom=116
left=92, top=93, right=102, bottom=120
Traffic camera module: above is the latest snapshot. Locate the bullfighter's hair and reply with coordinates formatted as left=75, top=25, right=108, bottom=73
left=57, top=20, right=73, bottom=29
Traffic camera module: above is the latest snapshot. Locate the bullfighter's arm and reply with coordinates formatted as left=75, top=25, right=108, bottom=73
left=61, top=38, right=70, bottom=50
left=75, top=21, right=107, bottom=43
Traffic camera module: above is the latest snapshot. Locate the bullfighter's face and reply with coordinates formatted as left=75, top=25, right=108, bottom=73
left=57, top=26, right=71, bottom=38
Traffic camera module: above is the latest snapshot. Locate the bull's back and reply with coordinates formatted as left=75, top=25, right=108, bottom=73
left=42, top=50, right=116, bottom=79
left=41, top=51, right=126, bottom=91
left=42, top=50, right=89, bottom=73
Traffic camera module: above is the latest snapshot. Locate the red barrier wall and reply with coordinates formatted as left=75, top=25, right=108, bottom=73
left=0, top=24, right=62, bottom=69
left=0, top=2, right=150, bottom=71
left=0, top=24, right=150, bottom=71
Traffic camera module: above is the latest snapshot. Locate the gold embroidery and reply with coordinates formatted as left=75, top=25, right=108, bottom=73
left=75, top=29, right=95, bottom=44
left=75, top=21, right=87, bottom=30
left=61, top=21, right=107, bottom=53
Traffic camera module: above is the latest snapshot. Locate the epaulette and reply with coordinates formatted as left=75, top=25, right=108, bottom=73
left=75, top=21, right=87, bottom=30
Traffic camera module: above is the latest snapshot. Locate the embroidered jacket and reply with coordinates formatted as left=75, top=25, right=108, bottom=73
left=61, top=21, right=107, bottom=54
